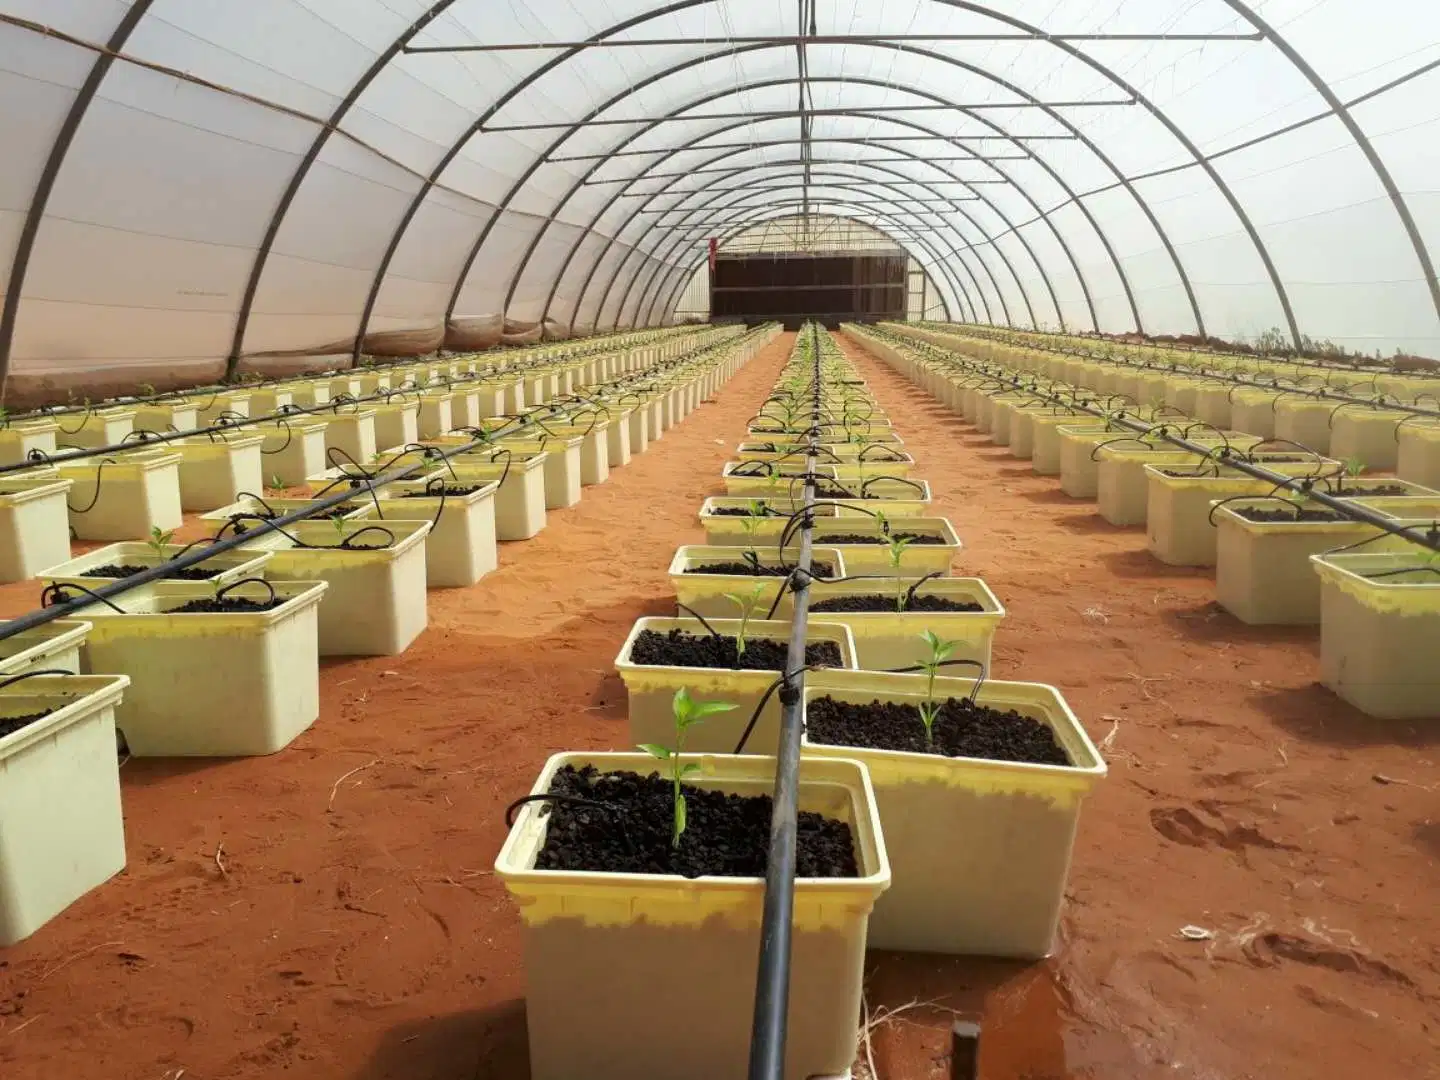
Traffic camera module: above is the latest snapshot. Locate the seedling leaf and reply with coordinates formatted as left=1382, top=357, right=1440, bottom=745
left=637, top=743, right=671, bottom=760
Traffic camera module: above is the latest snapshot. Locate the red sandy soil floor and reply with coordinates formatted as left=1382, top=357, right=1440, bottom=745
left=0, top=330, right=1436, bottom=1080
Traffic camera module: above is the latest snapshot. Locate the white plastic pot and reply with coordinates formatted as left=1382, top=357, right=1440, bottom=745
left=194, top=391, right=252, bottom=426
left=53, top=406, right=135, bottom=449
left=72, top=579, right=328, bottom=755
left=1311, top=552, right=1440, bottom=719
left=56, top=449, right=183, bottom=541
left=322, top=408, right=379, bottom=468
left=240, top=519, right=431, bottom=656
left=0, top=473, right=73, bottom=583
left=616, top=616, right=858, bottom=756
left=496, top=751, right=889, bottom=1080
left=0, top=418, right=58, bottom=466
left=667, top=545, right=848, bottom=619
left=781, top=576, right=1005, bottom=673
left=169, top=433, right=266, bottom=511
left=499, top=439, right=581, bottom=508
left=802, top=668, right=1105, bottom=958
left=446, top=451, right=548, bottom=540
left=357, top=480, right=499, bottom=587
left=259, top=418, right=329, bottom=487
left=0, top=620, right=90, bottom=677
left=39, top=542, right=272, bottom=588
left=372, top=400, right=420, bottom=452
left=808, top=516, right=962, bottom=577
left=130, top=398, right=199, bottom=434
left=0, top=672, right=129, bottom=945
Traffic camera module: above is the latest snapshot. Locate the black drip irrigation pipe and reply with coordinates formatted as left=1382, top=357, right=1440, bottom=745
left=747, top=323, right=823, bottom=1080
left=0, top=326, right=768, bottom=645
left=869, top=327, right=1440, bottom=555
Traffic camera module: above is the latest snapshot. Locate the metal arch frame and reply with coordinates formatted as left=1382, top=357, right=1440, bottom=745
left=0, top=0, right=156, bottom=390
left=637, top=200, right=968, bottom=328
left=464, top=65, right=1106, bottom=342
left=654, top=210, right=958, bottom=325
left=442, top=51, right=1061, bottom=341
left=928, top=0, right=1302, bottom=347
left=516, top=36, right=1202, bottom=339
left=1225, top=0, right=1440, bottom=329
left=614, top=175, right=989, bottom=326
left=222, top=0, right=461, bottom=377
left=574, top=109, right=1061, bottom=337
left=3, top=0, right=1431, bottom=388
left=609, top=161, right=1003, bottom=330
left=545, top=123, right=1018, bottom=337
left=344, top=0, right=705, bottom=364
left=659, top=209, right=960, bottom=325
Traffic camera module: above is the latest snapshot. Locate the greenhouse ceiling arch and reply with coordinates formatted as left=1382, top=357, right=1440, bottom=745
left=1, top=0, right=1437, bottom=395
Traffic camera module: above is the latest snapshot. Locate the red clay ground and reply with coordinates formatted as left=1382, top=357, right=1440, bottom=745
left=0, top=330, right=1436, bottom=1080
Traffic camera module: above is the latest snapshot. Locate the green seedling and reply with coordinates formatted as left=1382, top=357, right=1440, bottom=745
left=916, top=630, right=960, bottom=747
left=723, top=581, right=768, bottom=657
left=1343, top=456, right=1366, bottom=477
left=331, top=515, right=348, bottom=542
left=145, top=526, right=175, bottom=559
left=270, top=474, right=284, bottom=490
left=739, top=501, right=769, bottom=566
left=639, top=688, right=738, bottom=848
left=887, top=535, right=914, bottom=610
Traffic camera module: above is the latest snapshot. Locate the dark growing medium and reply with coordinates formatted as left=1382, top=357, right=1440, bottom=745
left=687, top=560, right=835, bottom=577
left=534, top=765, right=858, bottom=879
left=631, top=628, right=842, bottom=671
left=810, top=593, right=983, bottom=613
left=806, top=696, right=1070, bottom=766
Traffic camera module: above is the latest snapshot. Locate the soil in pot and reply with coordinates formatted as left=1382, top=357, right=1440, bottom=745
left=0, top=709, right=57, bottom=739
left=709, top=506, right=787, bottom=517
left=806, top=696, right=1070, bottom=766
left=1233, top=506, right=1349, bottom=523
left=170, top=596, right=288, bottom=614
left=810, top=594, right=983, bottom=613
left=813, top=532, right=944, bottom=546
left=631, top=628, right=841, bottom=670
left=687, top=559, right=835, bottom=577
left=534, top=764, right=857, bottom=879
left=1332, top=483, right=1410, bottom=497
left=397, top=484, right=483, bottom=498
left=81, top=563, right=219, bottom=581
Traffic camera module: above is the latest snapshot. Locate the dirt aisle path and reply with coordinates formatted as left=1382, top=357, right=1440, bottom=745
left=0, top=334, right=795, bottom=1080
left=838, top=332, right=1440, bottom=1080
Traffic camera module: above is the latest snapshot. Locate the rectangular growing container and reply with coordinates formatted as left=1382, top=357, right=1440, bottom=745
left=56, top=449, right=183, bottom=541
left=496, top=751, right=889, bottom=1080
left=808, top=516, right=962, bottom=577
left=372, top=401, right=420, bottom=451
left=355, top=480, right=499, bottom=587
left=55, top=406, right=135, bottom=449
left=0, top=474, right=73, bottom=583
left=1213, top=500, right=1386, bottom=624
left=1311, top=552, right=1440, bottom=719
left=777, top=576, right=1004, bottom=673
left=616, top=616, right=857, bottom=757
left=323, top=408, right=379, bottom=467
left=239, top=520, right=431, bottom=656
left=1329, top=408, right=1410, bottom=471
left=667, top=545, right=848, bottom=619
left=0, top=620, right=90, bottom=677
left=498, top=438, right=582, bottom=508
left=802, top=668, right=1105, bottom=957
left=73, top=580, right=328, bottom=755
left=0, top=418, right=58, bottom=466
left=446, top=452, right=548, bottom=541
left=1397, top=420, right=1440, bottom=490
left=169, top=433, right=266, bottom=511
left=40, top=542, right=271, bottom=588
left=259, top=418, right=329, bottom=487
left=0, top=673, right=130, bottom=945
left=130, top=398, right=199, bottom=433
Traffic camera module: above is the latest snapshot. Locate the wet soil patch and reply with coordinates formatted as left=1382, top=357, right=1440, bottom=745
left=815, top=532, right=945, bottom=546
left=811, top=593, right=983, bottom=613
left=1234, top=507, right=1349, bottom=523
left=687, top=560, right=835, bottom=577
left=82, top=564, right=219, bottom=581
left=806, top=696, right=1070, bottom=765
left=0, top=709, right=57, bottom=740
left=170, top=597, right=288, bottom=614
left=630, top=628, right=842, bottom=671
left=535, top=764, right=858, bottom=879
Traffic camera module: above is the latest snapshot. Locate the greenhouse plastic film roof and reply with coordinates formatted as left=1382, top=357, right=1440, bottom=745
left=1, top=0, right=1437, bottom=400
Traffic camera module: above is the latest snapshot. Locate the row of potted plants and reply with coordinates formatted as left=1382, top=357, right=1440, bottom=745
left=495, top=326, right=1107, bottom=1080
left=857, top=322, right=1440, bottom=722
left=0, top=324, right=750, bottom=580
left=0, top=327, right=777, bottom=948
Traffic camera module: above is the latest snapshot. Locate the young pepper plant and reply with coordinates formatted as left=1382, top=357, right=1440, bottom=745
left=723, top=580, right=768, bottom=657
left=638, top=688, right=738, bottom=848
left=916, top=630, right=960, bottom=747
left=145, top=525, right=175, bottom=559
left=886, top=535, right=914, bottom=610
